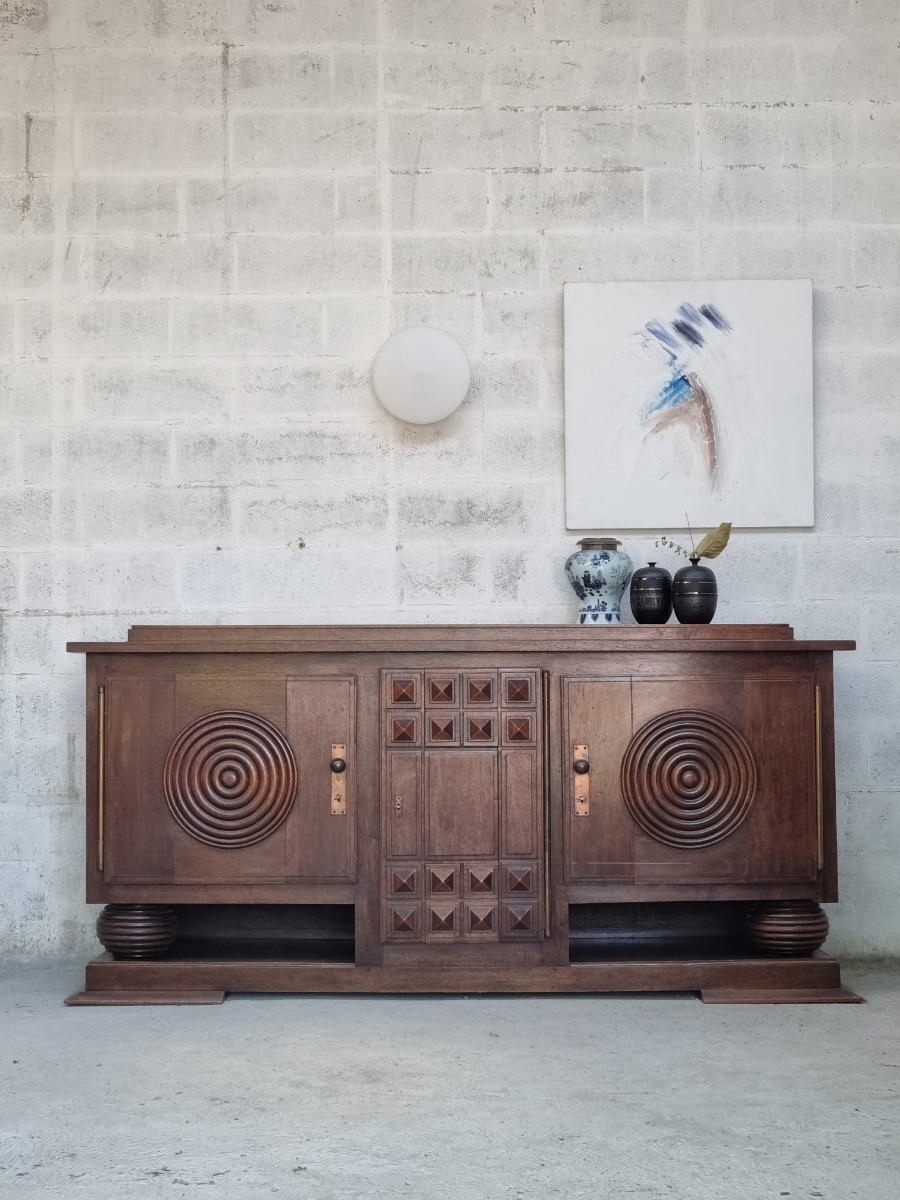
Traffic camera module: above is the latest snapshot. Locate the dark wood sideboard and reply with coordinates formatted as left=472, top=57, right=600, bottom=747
left=65, top=624, right=861, bottom=1005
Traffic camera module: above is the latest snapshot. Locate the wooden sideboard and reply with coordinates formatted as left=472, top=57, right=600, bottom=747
left=65, top=624, right=861, bottom=1005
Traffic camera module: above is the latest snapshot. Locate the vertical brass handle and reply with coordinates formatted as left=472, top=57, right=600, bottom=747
left=573, top=743, right=590, bottom=816
left=542, top=670, right=551, bottom=938
left=815, top=686, right=824, bottom=870
left=97, top=685, right=106, bottom=872
left=330, top=742, right=347, bottom=815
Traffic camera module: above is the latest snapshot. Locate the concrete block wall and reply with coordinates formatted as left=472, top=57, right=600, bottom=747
left=1, top=0, right=898, bottom=958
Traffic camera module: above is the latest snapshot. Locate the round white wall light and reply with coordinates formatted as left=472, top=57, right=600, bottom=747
left=371, top=326, right=471, bottom=424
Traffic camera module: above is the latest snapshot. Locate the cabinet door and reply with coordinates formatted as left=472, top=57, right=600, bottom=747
left=564, top=674, right=818, bottom=887
left=381, top=668, right=544, bottom=944
left=101, top=671, right=355, bottom=887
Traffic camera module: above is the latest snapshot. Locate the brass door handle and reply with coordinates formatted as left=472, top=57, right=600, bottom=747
left=815, top=686, right=824, bottom=870
left=573, top=743, right=590, bottom=817
left=97, top=685, right=106, bottom=871
left=330, top=743, right=347, bottom=815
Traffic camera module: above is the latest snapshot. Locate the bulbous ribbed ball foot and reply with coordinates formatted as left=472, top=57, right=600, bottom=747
left=746, top=900, right=829, bottom=957
left=96, top=904, right=179, bottom=959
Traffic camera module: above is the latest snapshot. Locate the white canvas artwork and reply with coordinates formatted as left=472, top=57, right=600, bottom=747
left=564, top=280, right=814, bottom=529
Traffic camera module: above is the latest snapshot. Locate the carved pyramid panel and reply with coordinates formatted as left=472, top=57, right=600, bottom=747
left=381, top=667, right=543, bottom=946
left=505, top=865, right=534, bottom=894
left=465, top=715, right=496, bottom=745
left=428, top=903, right=457, bottom=937
left=390, top=867, right=418, bottom=895
left=467, top=904, right=497, bottom=937
left=391, top=677, right=418, bottom=705
left=504, top=902, right=535, bottom=935
left=429, top=865, right=457, bottom=895
left=428, top=676, right=458, bottom=705
left=388, top=903, right=420, bottom=939
left=427, top=715, right=458, bottom=745
left=466, top=675, right=495, bottom=704
left=467, top=864, right=496, bottom=894
left=389, top=716, right=418, bottom=745
left=504, top=676, right=533, bottom=705
left=505, top=715, right=533, bottom=745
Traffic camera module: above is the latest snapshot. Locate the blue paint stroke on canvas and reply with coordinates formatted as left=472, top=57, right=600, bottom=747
left=639, top=302, right=733, bottom=490
left=649, top=373, right=693, bottom=411
left=700, top=303, right=730, bottom=331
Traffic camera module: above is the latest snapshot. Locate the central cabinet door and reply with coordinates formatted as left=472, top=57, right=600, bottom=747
left=381, top=669, right=543, bottom=945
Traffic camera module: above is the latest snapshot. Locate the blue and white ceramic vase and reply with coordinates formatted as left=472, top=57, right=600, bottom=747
left=565, top=537, right=633, bottom=625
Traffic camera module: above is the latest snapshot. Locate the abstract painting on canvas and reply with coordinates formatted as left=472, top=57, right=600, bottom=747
left=564, top=280, right=814, bottom=529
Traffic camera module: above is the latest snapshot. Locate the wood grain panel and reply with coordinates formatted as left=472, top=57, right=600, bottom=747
left=104, top=676, right=175, bottom=882
left=500, top=749, right=539, bottom=858
left=425, top=750, right=498, bottom=859
left=174, top=674, right=286, bottom=730
left=633, top=827, right=749, bottom=884
left=385, top=752, right=421, bottom=859
left=563, top=678, right=634, bottom=883
left=287, top=676, right=355, bottom=882
left=631, top=677, right=745, bottom=730
left=746, top=677, right=816, bottom=883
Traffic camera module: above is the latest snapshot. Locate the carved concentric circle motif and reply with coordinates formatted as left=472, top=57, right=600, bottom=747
left=163, top=710, right=297, bottom=848
left=621, top=710, right=757, bottom=848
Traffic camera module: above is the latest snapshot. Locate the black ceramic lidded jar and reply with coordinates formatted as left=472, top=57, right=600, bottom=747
left=629, top=562, right=673, bottom=624
left=672, top=557, right=717, bottom=624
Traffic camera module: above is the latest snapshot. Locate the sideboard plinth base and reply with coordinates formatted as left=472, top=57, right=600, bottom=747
left=65, top=987, right=226, bottom=1006
left=66, top=951, right=862, bottom=1005
left=700, top=985, right=863, bottom=1004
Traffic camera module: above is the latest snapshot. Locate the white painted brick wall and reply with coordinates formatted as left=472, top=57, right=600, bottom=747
left=1, top=0, right=899, bottom=958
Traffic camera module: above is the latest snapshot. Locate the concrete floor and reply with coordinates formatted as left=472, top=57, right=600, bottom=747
left=1, top=963, right=898, bottom=1200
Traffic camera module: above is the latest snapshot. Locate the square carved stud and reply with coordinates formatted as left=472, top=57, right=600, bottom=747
left=428, top=716, right=456, bottom=742
left=467, top=904, right=496, bottom=934
left=429, top=903, right=456, bottom=934
left=505, top=715, right=532, bottom=743
left=466, top=677, right=494, bottom=704
left=467, top=715, right=494, bottom=742
left=390, top=717, right=417, bottom=744
left=391, top=677, right=418, bottom=705
left=428, top=677, right=456, bottom=704
left=468, top=865, right=496, bottom=894
left=505, top=676, right=532, bottom=705
left=389, top=904, right=418, bottom=935
left=506, top=866, right=533, bottom=894
left=505, top=903, right=534, bottom=934
left=429, top=866, right=456, bottom=895
left=390, top=868, right=417, bottom=895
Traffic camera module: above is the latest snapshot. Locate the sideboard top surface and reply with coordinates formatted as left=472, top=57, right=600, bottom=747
left=67, top=624, right=856, bottom=656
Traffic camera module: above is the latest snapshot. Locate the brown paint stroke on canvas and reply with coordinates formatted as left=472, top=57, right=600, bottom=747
left=644, top=372, right=720, bottom=486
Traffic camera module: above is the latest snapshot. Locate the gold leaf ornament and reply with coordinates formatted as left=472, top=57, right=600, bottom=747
left=693, top=521, right=732, bottom=560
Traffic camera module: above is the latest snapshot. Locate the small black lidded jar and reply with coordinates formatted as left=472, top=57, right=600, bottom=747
left=672, top=557, right=718, bottom=624
left=629, top=562, right=673, bottom=624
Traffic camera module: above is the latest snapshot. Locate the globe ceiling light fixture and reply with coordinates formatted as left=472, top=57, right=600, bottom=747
left=371, top=326, right=472, bottom=424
